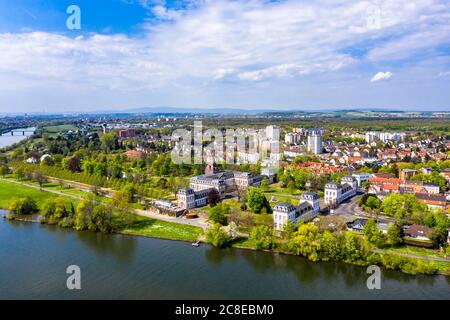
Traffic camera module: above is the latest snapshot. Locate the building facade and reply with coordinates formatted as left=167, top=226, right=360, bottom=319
left=272, top=192, right=320, bottom=231
left=307, top=129, right=323, bottom=155
left=324, top=176, right=357, bottom=206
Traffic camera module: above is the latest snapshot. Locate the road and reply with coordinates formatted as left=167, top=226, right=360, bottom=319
left=0, top=177, right=208, bottom=229
left=330, top=192, right=398, bottom=223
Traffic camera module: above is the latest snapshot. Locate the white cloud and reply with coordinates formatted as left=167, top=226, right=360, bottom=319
left=1, top=0, right=450, bottom=111
left=371, top=71, right=393, bottom=82
left=438, top=71, right=450, bottom=77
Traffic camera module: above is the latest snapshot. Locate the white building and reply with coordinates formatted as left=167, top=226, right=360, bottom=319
left=365, top=131, right=405, bottom=144
left=307, top=129, right=322, bottom=154
left=273, top=192, right=320, bottom=231
left=324, top=176, right=357, bottom=206
left=285, top=133, right=301, bottom=145
left=177, top=188, right=210, bottom=209
left=177, top=158, right=273, bottom=210
left=352, top=172, right=373, bottom=187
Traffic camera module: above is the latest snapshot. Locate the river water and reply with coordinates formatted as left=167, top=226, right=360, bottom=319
left=0, top=210, right=448, bottom=300
left=0, top=127, right=35, bottom=148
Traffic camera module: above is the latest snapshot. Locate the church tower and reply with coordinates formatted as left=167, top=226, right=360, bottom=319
left=205, top=150, right=219, bottom=175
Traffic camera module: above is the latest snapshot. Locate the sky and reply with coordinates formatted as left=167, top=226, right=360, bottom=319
left=1, top=0, right=450, bottom=113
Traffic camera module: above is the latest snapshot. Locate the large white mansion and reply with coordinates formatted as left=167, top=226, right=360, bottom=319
left=324, top=176, right=358, bottom=205
left=273, top=192, right=320, bottom=231
left=177, top=158, right=274, bottom=210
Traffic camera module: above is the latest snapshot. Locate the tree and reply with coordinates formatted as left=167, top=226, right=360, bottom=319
left=0, top=165, right=8, bottom=177
left=41, top=197, right=67, bottom=224
left=381, top=193, right=428, bottom=219
left=430, top=219, right=449, bottom=248
left=32, top=169, right=47, bottom=188
left=320, top=231, right=341, bottom=261
left=366, top=196, right=382, bottom=210
left=7, top=197, right=38, bottom=215
left=288, top=223, right=321, bottom=261
left=251, top=225, right=274, bottom=250
left=208, top=202, right=229, bottom=225
left=89, top=205, right=114, bottom=233
left=68, top=156, right=81, bottom=172
left=342, top=231, right=367, bottom=263
left=287, top=180, right=296, bottom=195
left=247, top=187, right=270, bottom=213
left=205, top=224, right=231, bottom=248
left=386, top=223, right=404, bottom=246
left=260, top=177, right=270, bottom=191
left=111, top=190, right=131, bottom=215
left=207, top=188, right=220, bottom=207
left=75, top=197, right=95, bottom=230
left=14, top=165, right=26, bottom=180
left=363, top=219, right=385, bottom=247
left=101, top=132, right=119, bottom=153
left=282, top=220, right=296, bottom=240
left=40, top=155, right=54, bottom=166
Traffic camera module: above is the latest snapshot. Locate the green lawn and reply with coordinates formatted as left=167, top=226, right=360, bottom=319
left=263, top=183, right=303, bottom=196
left=42, top=124, right=78, bottom=133
left=232, top=237, right=257, bottom=250
left=0, top=179, right=77, bottom=210
left=120, top=214, right=203, bottom=242
left=0, top=179, right=203, bottom=242
left=386, top=245, right=448, bottom=259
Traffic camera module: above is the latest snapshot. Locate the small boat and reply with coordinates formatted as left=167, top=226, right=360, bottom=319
left=192, top=241, right=201, bottom=247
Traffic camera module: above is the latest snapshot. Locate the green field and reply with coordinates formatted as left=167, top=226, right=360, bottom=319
left=0, top=179, right=78, bottom=210
left=120, top=214, right=203, bottom=242
left=0, top=179, right=203, bottom=242
left=42, top=124, right=79, bottom=133
left=386, top=245, right=448, bottom=259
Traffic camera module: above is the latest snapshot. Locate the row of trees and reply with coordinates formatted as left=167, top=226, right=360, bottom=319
left=359, top=193, right=450, bottom=247
left=204, top=220, right=440, bottom=275
left=7, top=189, right=134, bottom=234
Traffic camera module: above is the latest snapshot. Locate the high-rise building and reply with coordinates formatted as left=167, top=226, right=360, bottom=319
left=307, top=130, right=323, bottom=155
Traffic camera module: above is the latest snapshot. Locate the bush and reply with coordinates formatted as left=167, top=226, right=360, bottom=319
left=7, top=197, right=38, bottom=215
left=208, top=203, right=229, bottom=225
left=205, top=224, right=231, bottom=248
left=251, top=225, right=274, bottom=250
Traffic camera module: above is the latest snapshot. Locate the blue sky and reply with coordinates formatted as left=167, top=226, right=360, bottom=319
left=1, top=0, right=450, bottom=113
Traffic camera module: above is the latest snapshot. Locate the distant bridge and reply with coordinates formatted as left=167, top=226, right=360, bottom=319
left=7, top=129, right=36, bottom=136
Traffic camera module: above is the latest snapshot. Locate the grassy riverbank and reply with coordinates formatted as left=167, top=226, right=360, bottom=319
left=120, top=214, right=202, bottom=242
left=0, top=179, right=203, bottom=242
left=0, top=179, right=78, bottom=209
left=1, top=179, right=448, bottom=275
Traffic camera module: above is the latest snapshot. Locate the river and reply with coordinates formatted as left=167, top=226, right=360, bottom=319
left=0, top=127, right=35, bottom=148
left=0, top=210, right=448, bottom=299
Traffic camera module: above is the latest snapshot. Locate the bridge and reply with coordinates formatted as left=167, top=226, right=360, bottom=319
left=7, top=129, right=36, bottom=136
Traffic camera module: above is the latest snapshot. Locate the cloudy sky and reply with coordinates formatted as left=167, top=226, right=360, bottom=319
left=1, top=0, right=450, bottom=113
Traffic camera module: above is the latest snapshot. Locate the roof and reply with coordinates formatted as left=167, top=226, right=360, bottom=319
left=403, top=224, right=433, bottom=237
left=301, top=192, right=319, bottom=200
left=348, top=218, right=368, bottom=230
left=273, top=202, right=295, bottom=212
left=178, top=188, right=194, bottom=195
left=415, top=193, right=447, bottom=205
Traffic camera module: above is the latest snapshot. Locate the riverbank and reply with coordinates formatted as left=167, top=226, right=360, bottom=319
left=0, top=179, right=203, bottom=243
left=1, top=178, right=449, bottom=276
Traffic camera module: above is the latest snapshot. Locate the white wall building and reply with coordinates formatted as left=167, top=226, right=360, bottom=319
left=352, top=172, right=373, bottom=187
left=307, top=134, right=322, bottom=155
left=273, top=192, right=320, bottom=231
left=324, top=176, right=357, bottom=206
